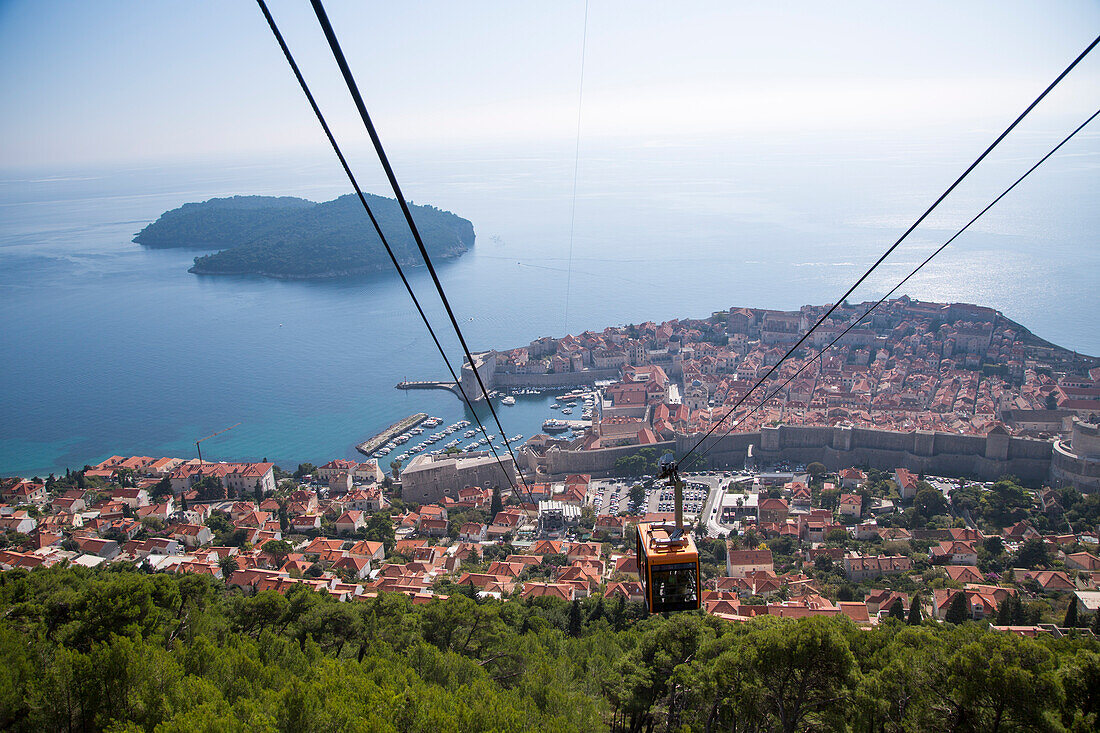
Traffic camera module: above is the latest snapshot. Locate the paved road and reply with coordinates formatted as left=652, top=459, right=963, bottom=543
left=700, top=472, right=756, bottom=537
left=703, top=476, right=738, bottom=538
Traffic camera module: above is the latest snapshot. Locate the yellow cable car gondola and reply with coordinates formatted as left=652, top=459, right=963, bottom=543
left=635, top=454, right=701, bottom=613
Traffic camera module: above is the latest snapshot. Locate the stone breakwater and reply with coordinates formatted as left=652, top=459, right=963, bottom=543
left=356, top=413, right=428, bottom=456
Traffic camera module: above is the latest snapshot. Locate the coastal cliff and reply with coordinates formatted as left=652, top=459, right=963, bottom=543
left=134, top=194, right=474, bottom=279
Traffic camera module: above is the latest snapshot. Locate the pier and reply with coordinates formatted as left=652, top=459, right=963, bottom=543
left=355, top=413, right=429, bottom=456
left=395, top=380, right=461, bottom=396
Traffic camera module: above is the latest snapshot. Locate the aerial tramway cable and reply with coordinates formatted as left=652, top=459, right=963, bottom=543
left=305, top=0, right=535, bottom=500
left=676, top=32, right=1100, bottom=469
left=255, top=0, right=524, bottom=500
left=692, top=106, right=1100, bottom=465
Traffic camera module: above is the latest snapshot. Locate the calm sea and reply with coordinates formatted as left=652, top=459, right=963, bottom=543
left=1, top=131, right=1097, bottom=477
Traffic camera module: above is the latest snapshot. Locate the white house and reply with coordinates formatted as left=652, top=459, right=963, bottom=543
left=334, top=511, right=367, bottom=535
left=458, top=522, right=488, bottom=543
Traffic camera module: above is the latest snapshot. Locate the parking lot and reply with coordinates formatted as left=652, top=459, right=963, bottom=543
left=588, top=479, right=633, bottom=515
left=587, top=472, right=744, bottom=526
left=651, top=481, right=707, bottom=516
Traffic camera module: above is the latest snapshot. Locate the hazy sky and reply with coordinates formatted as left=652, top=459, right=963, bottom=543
left=1, top=1, right=1098, bottom=168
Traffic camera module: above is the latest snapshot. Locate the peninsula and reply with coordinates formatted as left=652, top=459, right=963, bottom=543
left=134, top=193, right=474, bottom=279
left=448, top=296, right=1100, bottom=487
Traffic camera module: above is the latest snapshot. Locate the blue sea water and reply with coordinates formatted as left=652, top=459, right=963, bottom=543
left=1, top=131, right=1097, bottom=477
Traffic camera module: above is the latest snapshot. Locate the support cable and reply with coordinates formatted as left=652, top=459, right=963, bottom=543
left=693, top=107, right=1100, bottom=464
left=256, top=0, right=520, bottom=498
left=678, top=33, right=1099, bottom=467
left=307, top=0, right=533, bottom=499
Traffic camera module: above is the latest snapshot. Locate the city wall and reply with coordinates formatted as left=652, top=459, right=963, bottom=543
left=543, top=424, right=1055, bottom=485
left=544, top=440, right=676, bottom=478
left=692, top=425, right=1052, bottom=484
left=459, top=352, right=619, bottom=396
left=491, top=368, right=620, bottom=389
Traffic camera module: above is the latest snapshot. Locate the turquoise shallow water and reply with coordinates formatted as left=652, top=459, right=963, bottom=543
left=1, top=132, right=1097, bottom=476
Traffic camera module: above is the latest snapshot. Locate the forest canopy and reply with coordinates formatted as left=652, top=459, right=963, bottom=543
left=0, top=566, right=1097, bottom=732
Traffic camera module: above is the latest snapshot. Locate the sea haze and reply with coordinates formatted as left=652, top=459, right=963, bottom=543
left=1, top=131, right=1097, bottom=476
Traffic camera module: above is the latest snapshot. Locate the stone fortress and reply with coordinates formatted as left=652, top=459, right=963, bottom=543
left=400, top=450, right=517, bottom=504
left=1051, top=419, right=1100, bottom=492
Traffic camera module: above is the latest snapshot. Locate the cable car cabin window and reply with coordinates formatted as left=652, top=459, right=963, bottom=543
left=648, top=561, right=699, bottom=613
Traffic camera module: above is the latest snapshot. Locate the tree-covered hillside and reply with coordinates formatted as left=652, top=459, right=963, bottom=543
left=133, top=194, right=474, bottom=279
left=132, top=196, right=316, bottom=250
left=0, top=566, right=1096, bottom=732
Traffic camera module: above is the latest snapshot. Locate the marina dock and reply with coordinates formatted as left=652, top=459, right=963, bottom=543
left=356, top=413, right=429, bottom=456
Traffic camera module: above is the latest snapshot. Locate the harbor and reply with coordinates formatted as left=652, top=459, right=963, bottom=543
left=368, top=416, right=479, bottom=463
left=355, top=386, right=601, bottom=466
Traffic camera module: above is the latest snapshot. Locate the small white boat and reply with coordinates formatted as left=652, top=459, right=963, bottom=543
left=561, top=407, right=573, bottom=415
left=501, top=395, right=516, bottom=405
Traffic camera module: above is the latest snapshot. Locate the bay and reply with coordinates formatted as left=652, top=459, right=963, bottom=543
left=1, top=131, right=1096, bottom=477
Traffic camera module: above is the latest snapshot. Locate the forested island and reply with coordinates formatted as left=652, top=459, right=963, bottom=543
left=133, top=194, right=474, bottom=279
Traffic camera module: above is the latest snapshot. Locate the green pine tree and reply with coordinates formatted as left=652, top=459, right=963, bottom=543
left=1011, top=595, right=1025, bottom=625
left=944, top=591, right=969, bottom=624
left=590, top=595, right=605, bottom=623
left=907, top=594, right=922, bottom=625
left=613, top=595, right=627, bottom=631
left=997, top=598, right=1012, bottom=626
left=1092, top=606, right=1100, bottom=634
left=888, top=598, right=905, bottom=621
left=490, top=485, right=503, bottom=518
left=568, top=599, right=583, bottom=637
left=1063, top=596, right=1079, bottom=628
